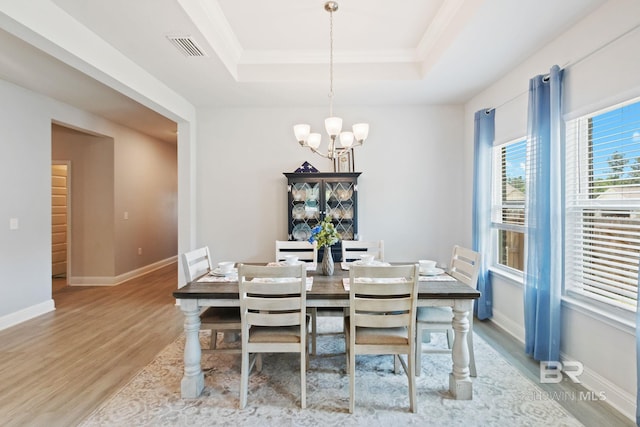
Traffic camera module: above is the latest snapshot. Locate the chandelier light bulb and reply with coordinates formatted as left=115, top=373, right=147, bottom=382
left=325, top=117, right=343, bottom=137
left=294, top=124, right=311, bottom=143
left=352, top=123, right=369, bottom=142
left=307, top=133, right=322, bottom=149
left=339, top=131, right=354, bottom=148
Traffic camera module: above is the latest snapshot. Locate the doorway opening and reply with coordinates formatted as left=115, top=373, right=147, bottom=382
left=52, top=162, right=70, bottom=292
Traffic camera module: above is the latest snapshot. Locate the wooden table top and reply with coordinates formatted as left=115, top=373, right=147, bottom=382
left=173, top=265, right=480, bottom=301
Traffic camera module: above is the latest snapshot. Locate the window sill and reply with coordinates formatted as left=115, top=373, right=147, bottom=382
left=489, top=266, right=635, bottom=335
left=488, top=266, right=523, bottom=287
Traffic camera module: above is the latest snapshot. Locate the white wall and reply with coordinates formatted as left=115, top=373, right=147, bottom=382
left=0, top=78, right=179, bottom=328
left=465, top=0, right=640, bottom=420
left=0, top=80, right=54, bottom=326
left=195, top=105, right=467, bottom=266
left=114, top=128, right=178, bottom=275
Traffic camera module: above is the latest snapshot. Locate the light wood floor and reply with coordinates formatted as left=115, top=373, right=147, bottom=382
left=0, top=263, right=184, bottom=427
left=0, top=263, right=633, bottom=426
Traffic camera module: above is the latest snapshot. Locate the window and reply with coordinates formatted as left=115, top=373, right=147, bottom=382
left=492, top=139, right=526, bottom=272
left=566, top=99, right=640, bottom=310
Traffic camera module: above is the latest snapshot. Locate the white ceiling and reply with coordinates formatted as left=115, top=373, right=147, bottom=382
left=0, top=0, right=606, bottom=143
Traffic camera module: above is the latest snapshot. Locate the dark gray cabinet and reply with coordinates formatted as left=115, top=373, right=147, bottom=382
left=284, top=172, right=361, bottom=261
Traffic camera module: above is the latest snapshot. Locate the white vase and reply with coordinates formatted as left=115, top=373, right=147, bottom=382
left=321, top=247, right=334, bottom=276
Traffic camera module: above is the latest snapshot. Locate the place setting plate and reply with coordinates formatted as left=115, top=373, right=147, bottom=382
left=419, top=267, right=445, bottom=276
left=210, top=267, right=238, bottom=277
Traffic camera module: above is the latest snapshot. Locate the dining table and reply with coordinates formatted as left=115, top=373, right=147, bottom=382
left=172, top=262, right=481, bottom=401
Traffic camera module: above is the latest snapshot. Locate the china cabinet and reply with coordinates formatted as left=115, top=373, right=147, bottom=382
left=283, top=172, right=361, bottom=261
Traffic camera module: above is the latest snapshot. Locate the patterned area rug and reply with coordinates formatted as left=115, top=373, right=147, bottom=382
left=80, top=318, right=582, bottom=426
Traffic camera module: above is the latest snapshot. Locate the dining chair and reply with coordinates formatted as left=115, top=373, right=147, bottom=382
left=345, top=264, right=419, bottom=413
left=238, top=263, right=310, bottom=409
left=415, top=245, right=480, bottom=376
left=275, top=240, right=318, bottom=264
left=275, top=240, right=322, bottom=355
left=182, top=247, right=241, bottom=355
left=341, top=240, right=385, bottom=263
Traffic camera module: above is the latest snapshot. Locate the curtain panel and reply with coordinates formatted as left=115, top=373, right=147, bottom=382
left=523, top=65, right=564, bottom=362
left=472, top=108, right=495, bottom=320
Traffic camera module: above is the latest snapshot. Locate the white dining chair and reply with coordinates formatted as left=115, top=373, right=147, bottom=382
left=415, top=245, right=480, bottom=376
left=275, top=240, right=318, bottom=264
left=238, top=263, right=309, bottom=409
left=341, top=240, right=385, bottom=263
left=182, top=247, right=241, bottom=355
left=345, top=264, right=419, bottom=413
left=275, top=240, right=322, bottom=355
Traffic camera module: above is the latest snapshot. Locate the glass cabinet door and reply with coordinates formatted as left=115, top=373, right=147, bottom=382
left=325, top=180, right=356, bottom=241
left=289, top=181, right=321, bottom=241
left=285, top=173, right=360, bottom=258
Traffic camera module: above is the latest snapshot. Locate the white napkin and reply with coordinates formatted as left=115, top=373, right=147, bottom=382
left=197, top=273, right=237, bottom=283
left=419, top=274, right=455, bottom=282
left=251, top=276, right=313, bottom=291
left=268, top=261, right=318, bottom=271
left=342, top=277, right=407, bottom=290
left=341, top=261, right=391, bottom=270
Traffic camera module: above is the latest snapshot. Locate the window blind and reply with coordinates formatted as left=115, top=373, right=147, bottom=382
left=565, top=99, right=640, bottom=309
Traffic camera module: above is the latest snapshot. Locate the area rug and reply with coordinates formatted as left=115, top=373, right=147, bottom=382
left=80, top=319, right=582, bottom=426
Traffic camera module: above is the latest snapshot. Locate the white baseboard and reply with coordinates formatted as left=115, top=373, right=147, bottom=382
left=488, top=309, right=525, bottom=344
left=563, top=354, right=636, bottom=422
left=68, top=256, right=177, bottom=286
left=0, top=299, right=55, bottom=331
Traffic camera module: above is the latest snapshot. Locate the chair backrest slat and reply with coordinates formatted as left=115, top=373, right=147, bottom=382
left=355, top=313, right=411, bottom=328
left=355, top=297, right=413, bottom=312
left=246, top=311, right=302, bottom=327
left=449, top=245, right=481, bottom=288
left=275, top=240, right=318, bottom=263
left=244, top=296, right=301, bottom=312
left=341, top=240, right=384, bottom=262
left=182, top=247, right=212, bottom=282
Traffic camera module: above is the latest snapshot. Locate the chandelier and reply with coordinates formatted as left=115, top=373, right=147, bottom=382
left=293, top=1, right=369, bottom=166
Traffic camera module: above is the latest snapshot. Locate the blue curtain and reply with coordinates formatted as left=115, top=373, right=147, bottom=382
left=472, top=109, right=495, bottom=320
left=523, top=65, right=564, bottom=362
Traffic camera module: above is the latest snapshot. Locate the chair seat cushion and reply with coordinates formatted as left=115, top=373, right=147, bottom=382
left=248, top=325, right=305, bottom=343
left=345, top=317, right=408, bottom=345
left=416, top=306, right=453, bottom=323
left=200, top=307, right=241, bottom=323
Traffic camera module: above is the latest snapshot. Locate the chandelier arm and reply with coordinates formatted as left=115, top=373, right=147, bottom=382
left=304, top=146, right=329, bottom=159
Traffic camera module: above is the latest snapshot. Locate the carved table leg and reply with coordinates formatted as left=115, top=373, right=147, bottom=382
left=449, top=299, right=473, bottom=400
left=180, top=299, right=204, bottom=398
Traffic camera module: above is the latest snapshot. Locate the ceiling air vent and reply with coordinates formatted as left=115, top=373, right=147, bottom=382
left=167, top=35, right=207, bottom=57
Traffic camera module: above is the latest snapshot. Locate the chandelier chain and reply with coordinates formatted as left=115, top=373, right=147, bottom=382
left=328, top=7, right=334, bottom=117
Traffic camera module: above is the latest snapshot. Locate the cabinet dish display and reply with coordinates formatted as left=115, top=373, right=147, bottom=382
left=284, top=172, right=361, bottom=262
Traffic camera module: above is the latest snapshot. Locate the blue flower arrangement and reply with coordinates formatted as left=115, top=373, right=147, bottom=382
left=308, top=215, right=339, bottom=248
